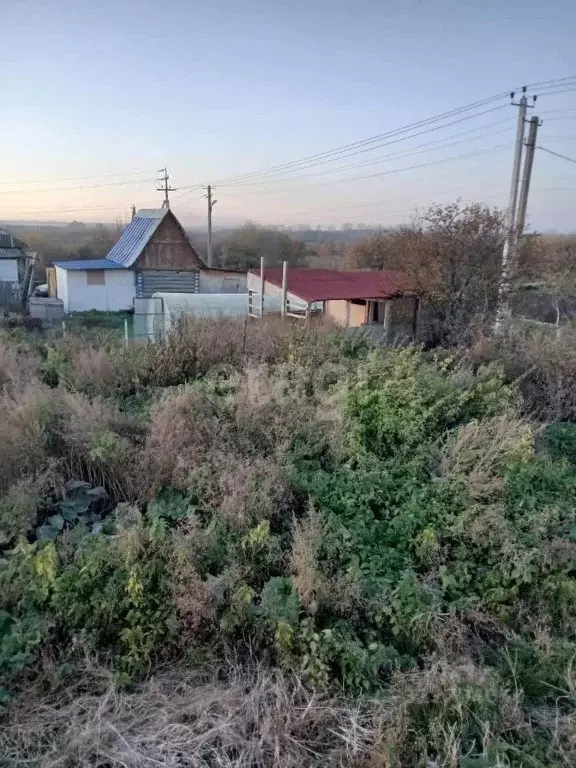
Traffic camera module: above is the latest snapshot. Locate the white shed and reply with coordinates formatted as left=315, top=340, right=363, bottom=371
left=0, top=255, right=19, bottom=285
left=53, top=260, right=135, bottom=313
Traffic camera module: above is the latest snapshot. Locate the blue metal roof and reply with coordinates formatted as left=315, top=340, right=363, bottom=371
left=105, top=208, right=168, bottom=267
left=0, top=228, right=27, bottom=250
left=0, top=247, right=24, bottom=259
left=52, top=259, right=126, bottom=270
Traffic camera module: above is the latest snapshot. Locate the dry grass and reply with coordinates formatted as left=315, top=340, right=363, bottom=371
left=440, top=410, right=535, bottom=499
left=0, top=663, right=383, bottom=768
left=0, top=383, right=56, bottom=493
left=137, top=388, right=224, bottom=500
left=291, top=504, right=329, bottom=611
left=2, top=658, right=554, bottom=768
left=0, top=342, right=40, bottom=393
left=67, top=344, right=118, bottom=395
left=55, top=390, right=140, bottom=499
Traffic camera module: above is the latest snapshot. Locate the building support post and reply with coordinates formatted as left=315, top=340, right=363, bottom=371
left=281, top=261, right=288, bottom=316
left=412, top=296, right=420, bottom=340
left=383, top=300, right=392, bottom=344
left=259, top=256, right=265, bottom=317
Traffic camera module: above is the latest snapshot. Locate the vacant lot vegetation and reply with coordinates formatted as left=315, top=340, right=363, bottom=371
left=1, top=317, right=576, bottom=767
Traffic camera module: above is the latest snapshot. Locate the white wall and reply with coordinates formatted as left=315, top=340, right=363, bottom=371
left=199, top=270, right=247, bottom=294
left=0, top=259, right=19, bottom=284
left=56, top=268, right=135, bottom=312
left=55, top=267, right=69, bottom=311
left=246, top=272, right=305, bottom=308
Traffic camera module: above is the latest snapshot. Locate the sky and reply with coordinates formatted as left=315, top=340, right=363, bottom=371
left=2, top=0, right=576, bottom=230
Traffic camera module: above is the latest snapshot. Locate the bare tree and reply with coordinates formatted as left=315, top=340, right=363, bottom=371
left=347, top=202, right=507, bottom=346
left=214, top=222, right=309, bottom=270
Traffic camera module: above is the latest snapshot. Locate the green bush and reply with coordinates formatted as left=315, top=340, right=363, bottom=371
left=545, top=421, right=576, bottom=464
left=51, top=531, right=174, bottom=678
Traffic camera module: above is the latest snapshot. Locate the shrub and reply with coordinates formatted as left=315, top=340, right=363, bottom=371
left=51, top=528, right=175, bottom=678
left=471, top=329, right=576, bottom=421
left=0, top=472, right=57, bottom=541
left=545, top=422, right=576, bottom=464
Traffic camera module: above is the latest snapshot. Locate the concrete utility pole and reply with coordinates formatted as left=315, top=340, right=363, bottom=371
left=157, top=168, right=177, bottom=209
left=205, top=185, right=217, bottom=267
left=281, top=261, right=288, bottom=315
left=260, top=256, right=265, bottom=317
left=494, top=88, right=536, bottom=332
left=515, top=115, right=541, bottom=238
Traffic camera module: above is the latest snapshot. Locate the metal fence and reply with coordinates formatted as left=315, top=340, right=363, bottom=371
left=0, top=281, right=22, bottom=310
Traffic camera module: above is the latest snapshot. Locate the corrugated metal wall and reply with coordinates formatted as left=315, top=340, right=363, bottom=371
left=135, top=270, right=199, bottom=298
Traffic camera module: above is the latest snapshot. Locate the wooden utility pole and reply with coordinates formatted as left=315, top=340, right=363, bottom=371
left=515, top=115, right=541, bottom=238
left=495, top=88, right=536, bottom=331
left=157, top=168, right=176, bottom=209
left=205, top=185, right=217, bottom=267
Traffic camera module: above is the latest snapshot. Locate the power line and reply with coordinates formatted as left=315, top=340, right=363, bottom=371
left=218, top=106, right=511, bottom=188
left=208, top=80, right=576, bottom=187
left=0, top=169, right=156, bottom=187
left=537, top=146, right=576, bottom=164
left=145, top=78, right=576, bottom=199
left=534, top=87, right=576, bottom=98
left=524, top=74, right=576, bottom=89
left=172, top=183, right=204, bottom=201
left=0, top=177, right=157, bottom=196
left=211, top=92, right=512, bottom=186
left=5, top=205, right=131, bottom=217
left=288, top=144, right=510, bottom=187
left=220, top=120, right=514, bottom=188
left=217, top=144, right=510, bottom=199
left=540, top=135, right=576, bottom=142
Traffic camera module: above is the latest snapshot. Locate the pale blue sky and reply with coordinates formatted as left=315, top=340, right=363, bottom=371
left=2, top=0, right=576, bottom=229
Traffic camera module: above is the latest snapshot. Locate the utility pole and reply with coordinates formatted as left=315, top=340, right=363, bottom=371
left=515, top=115, right=541, bottom=238
left=494, top=87, right=536, bottom=332
left=205, top=185, right=217, bottom=266
left=157, top=167, right=177, bottom=209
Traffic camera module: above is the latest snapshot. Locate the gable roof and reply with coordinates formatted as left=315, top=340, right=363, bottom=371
left=250, top=268, right=414, bottom=303
left=0, top=228, right=27, bottom=253
left=105, top=209, right=168, bottom=267
left=0, top=248, right=25, bottom=260
left=105, top=208, right=203, bottom=268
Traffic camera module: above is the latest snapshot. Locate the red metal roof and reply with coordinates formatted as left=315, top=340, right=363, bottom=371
left=249, top=268, right=414, bottom=303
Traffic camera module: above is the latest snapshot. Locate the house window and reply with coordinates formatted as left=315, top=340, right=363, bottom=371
left=87, top=270, right=105, bottom=285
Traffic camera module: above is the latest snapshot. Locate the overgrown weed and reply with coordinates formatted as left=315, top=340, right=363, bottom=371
left=1, top=320, right=576, bottom=764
